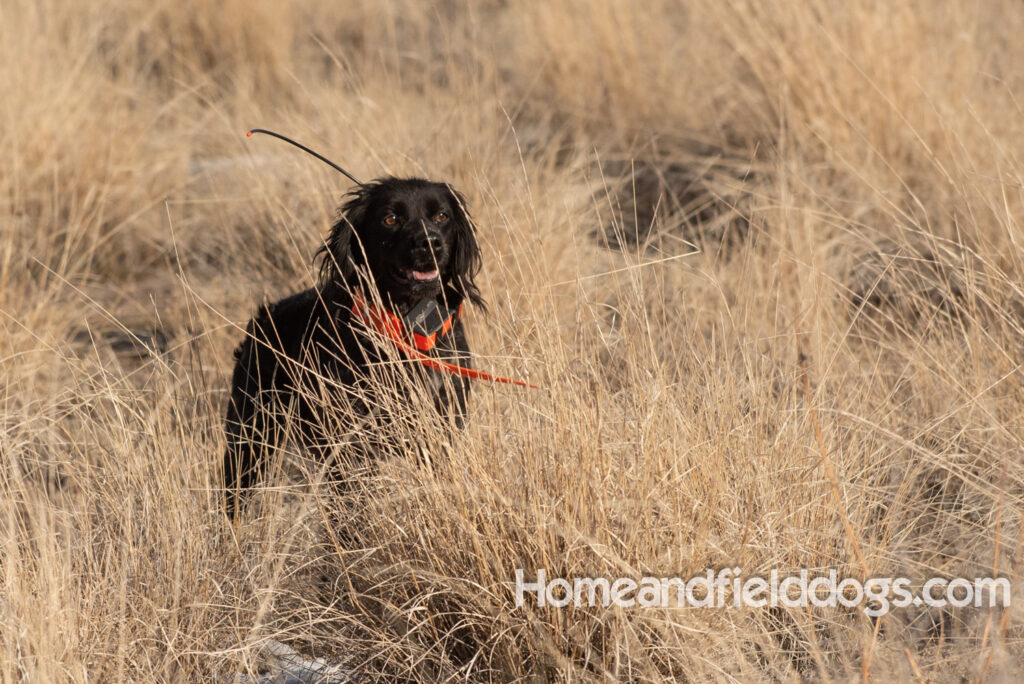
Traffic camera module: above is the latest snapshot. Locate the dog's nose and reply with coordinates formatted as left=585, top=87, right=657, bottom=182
left=415, top=229, right=443, bottom=251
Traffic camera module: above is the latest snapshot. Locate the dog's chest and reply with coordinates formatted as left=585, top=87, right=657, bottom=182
left=423, top=365, right=446, bottom=395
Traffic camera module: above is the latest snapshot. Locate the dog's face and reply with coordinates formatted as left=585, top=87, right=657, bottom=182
left=319, top=178, right=483, bottom=311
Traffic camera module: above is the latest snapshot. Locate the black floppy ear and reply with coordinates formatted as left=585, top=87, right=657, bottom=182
left=317, top=186, right=370, bottom=287
left=444, top=186, right=485, bottom=310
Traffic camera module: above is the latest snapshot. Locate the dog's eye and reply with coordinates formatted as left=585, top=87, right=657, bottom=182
left=434, top=211, right=449, bottom=223
left=382, top=214, right=398, bottom=227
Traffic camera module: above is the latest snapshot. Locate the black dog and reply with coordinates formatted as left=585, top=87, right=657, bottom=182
left=222, top=177, right=484, bottom=517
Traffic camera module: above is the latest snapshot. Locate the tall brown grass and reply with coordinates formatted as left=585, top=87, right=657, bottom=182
left=2, top=0, right=1023, bottom=680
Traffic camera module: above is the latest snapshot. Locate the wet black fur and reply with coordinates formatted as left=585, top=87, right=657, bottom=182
left=222, top=178, right=484, bottom=517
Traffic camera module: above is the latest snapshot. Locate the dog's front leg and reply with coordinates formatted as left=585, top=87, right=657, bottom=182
left=431, top=320, right=472, bottom=429
left=222, top=334, right=286, bottom=519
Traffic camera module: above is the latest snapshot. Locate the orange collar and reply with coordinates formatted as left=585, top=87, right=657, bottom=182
left=350, top=291, right=461, bottom=352
left=350, top=291, right=538, bottom=388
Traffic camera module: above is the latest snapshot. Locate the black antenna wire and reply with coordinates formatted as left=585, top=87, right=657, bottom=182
left=246, top=128, right=363, bottom=186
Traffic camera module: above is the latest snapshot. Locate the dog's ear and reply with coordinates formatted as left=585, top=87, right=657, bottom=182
left=444, top=186, right=485, bottom=310
left=317, top=186, right=371, bottom=288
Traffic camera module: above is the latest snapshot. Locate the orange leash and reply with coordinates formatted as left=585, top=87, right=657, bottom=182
left=350, top=293, right=539, bottom=389
left=380, top=327, right=539, bottom=388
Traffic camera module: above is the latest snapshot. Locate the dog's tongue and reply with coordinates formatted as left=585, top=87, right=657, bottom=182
left=411, top=269, right=439, bottom=281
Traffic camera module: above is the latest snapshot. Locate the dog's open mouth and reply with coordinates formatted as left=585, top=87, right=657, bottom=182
left=410, top=269, right=439, bottom=282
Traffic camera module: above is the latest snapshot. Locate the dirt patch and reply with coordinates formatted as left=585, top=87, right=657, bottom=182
left=596, top=147, right=762, bottom=257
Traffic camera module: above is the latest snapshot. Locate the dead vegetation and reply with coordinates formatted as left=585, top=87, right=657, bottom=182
left=2, top=0, right=1024, bottom=681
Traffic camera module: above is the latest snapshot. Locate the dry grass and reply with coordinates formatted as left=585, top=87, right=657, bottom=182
left=2, top=0, right=1024, bottom=680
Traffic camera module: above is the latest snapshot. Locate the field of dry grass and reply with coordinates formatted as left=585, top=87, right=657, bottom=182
left=3, top=0, right=1024, bottom=680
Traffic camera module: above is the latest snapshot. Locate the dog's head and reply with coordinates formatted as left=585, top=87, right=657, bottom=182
left=318, top=177, right=483, bottom=311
